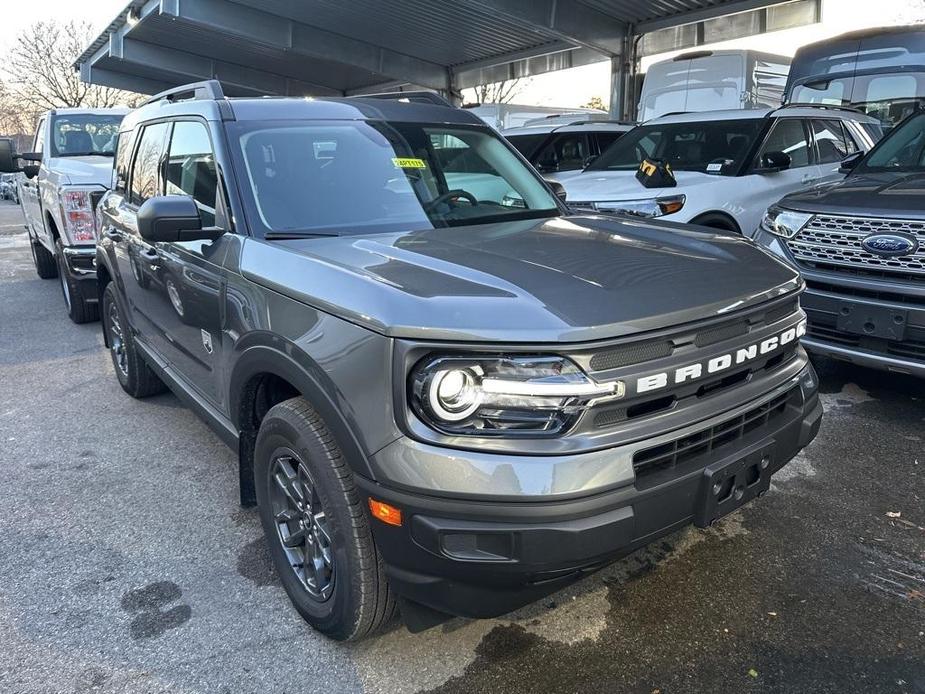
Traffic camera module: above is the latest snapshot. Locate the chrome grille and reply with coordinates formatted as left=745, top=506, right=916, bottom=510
left=787, top=215, right=925, bottom=277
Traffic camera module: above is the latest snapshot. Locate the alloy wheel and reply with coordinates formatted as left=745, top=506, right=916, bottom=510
left=268, top=451, right=335, bottom=601
left=107, top=301, right=128, bottom=378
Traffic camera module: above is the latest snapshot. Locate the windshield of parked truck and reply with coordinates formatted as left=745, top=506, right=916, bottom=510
left=790, top=73, right=925, bottom=127
left=855, top=111, right=925, bottom=172
left=586, top=118, right=765, bottom=175
left=230, top=120, right=560, bottom=237
left=49, top=113, right=124, bottom=157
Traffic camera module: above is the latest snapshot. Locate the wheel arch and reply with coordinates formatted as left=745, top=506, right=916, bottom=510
left=229, top=341, right=377, bottom=505
left=689, top=210, right=742, bottom=233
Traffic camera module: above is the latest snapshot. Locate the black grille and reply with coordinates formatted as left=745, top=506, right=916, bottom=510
left=632, top=388, right=797, bottom=478
left=590, top=341, right=673, bottom=371
left=805, top=279, right=925, bottom=308
left=694, top=321, right=749, bottom=347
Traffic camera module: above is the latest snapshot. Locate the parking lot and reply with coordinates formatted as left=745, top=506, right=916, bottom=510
left=0, top=197, right=922, bottom=693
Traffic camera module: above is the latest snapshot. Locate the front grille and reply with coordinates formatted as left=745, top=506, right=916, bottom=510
left=807, top=317, right=925, bottom=361
left=587, top=298, right=799, bottom=373
left=787, top=214, right=925, bottom=278
left=632, top=387, right=798, bottom=479
left=805, top=279, right=925, bottom=308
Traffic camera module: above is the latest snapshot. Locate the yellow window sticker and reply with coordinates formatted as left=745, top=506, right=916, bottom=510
left=392, top=157, right=427, bottom=169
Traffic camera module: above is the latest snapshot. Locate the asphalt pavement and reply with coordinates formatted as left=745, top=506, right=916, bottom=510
left=0, top=200, right=922, bottom=694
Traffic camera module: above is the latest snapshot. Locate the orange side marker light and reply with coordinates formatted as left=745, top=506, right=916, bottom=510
left=368, top=498, right=403, bottom=527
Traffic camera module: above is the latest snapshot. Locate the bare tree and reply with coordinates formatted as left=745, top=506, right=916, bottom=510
left=467, top=78, right=529, bottom=104
left=3, top=20, right=143, bottom=118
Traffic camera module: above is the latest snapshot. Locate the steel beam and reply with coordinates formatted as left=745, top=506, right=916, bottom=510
left=456, top=0, right=627, bottom=55
left=161, top=0, right=451, bottom=91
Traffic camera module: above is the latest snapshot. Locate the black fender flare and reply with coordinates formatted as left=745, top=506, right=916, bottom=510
left=689, top=211, right=742, bottom=234
left=227, top=341, right=377, bottom=482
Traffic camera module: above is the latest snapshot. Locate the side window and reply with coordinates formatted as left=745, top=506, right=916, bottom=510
left=535, top=134, right=590, bottom=172
left=33, top=118, right=46, bottom=153
left=130, top=122, right=169, bottom=206
left=757, top=119, right=810, bottom=168
left=811, top=119, right=851, bottom=163
left=593, top=132, right=623, bottom=155
left=166, top=121, right=218, bottom=227
left=114, top=130, right=135, bottom=193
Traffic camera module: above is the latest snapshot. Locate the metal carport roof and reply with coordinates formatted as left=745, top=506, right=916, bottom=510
left=76, top=0, right=794, bottom=105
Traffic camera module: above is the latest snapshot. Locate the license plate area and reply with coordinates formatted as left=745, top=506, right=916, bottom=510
left=694, top=441, right=774, bottom=528
left=836, top=302, right=908, bottom=341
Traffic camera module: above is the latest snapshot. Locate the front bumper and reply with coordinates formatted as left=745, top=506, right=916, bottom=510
left=61, top=246, right=97, bottom=283
left=358, top=366, right=821, bottom=622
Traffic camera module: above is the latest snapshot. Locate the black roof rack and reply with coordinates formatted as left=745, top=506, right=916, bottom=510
left=776, top=102, right=865, bottom=115
left=351, top=90, right=454, bottom=108
left=142, top=80, right=225, bottom=106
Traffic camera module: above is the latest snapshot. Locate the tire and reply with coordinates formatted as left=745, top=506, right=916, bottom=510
left=55, top=241, right=99, bottom=324
left=30, top=236, right=57, bottom=279
left=101, top=282, right=167, bottom=398
left=255, top=398, right=396, bottom=641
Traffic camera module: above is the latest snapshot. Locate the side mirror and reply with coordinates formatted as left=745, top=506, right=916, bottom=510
left=0, top=139, right=16, bottom=173
left=137, top=196, right=223, bottom=243
left=19, top=151, right=43, bottom=163
left=757, top=150, right=791, bottom=173
left=838, top=151, right=864, bottom=174
left=545, top=179, right=567, bottom=203
left=22, top=164, right=40, bottom=179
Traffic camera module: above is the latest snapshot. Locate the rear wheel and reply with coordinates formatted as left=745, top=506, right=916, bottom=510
left=30, top=236, right=57, bottom=279
left=56, top=240, right=99, bottom=323
left=102, top=282, right=166, bottom=398
left=255, top=398, right=395, bottom=641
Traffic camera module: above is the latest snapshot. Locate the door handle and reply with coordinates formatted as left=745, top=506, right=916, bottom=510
left=141, top=248, right=158, bottom=260
left=103, top=228, right=124, bottom=242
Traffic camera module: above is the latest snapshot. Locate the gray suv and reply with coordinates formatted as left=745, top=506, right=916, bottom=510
left=94, top=81, right=821, bottom=640
left=754, top=110, right=925, bottom=377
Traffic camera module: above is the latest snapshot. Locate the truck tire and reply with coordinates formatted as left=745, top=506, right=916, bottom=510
left=254, top=397, right=396, bottom=641
left=101, top=282, right=167, bottom=398
left=30, top=236, right=58, bottom=279
left=56, top=241, right=99, bottom=324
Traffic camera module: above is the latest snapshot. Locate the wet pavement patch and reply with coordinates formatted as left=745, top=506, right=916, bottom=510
left=120, top=581, right=192, bottom=640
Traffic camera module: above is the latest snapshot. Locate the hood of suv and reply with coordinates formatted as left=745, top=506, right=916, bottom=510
left=46, top=155, right=113, bottom=187
left=778, top=172, right=925, bottom=220
left=241, top=215, right=800, bottom=342
left=562, top=169, right=723, bottom=205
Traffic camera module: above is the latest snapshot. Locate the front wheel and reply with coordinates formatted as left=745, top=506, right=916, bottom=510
left=56, top=241, right=99, bottom=323
left=255, top=398, right=395, bottom=641
left=101, top=282, right=166, bottom=398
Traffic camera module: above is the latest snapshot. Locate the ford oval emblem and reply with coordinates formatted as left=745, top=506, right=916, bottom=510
left=861, top=233, right=918, bottom=257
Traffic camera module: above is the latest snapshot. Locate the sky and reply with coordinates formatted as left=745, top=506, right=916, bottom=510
left=0, top=0, right=923, bottom=108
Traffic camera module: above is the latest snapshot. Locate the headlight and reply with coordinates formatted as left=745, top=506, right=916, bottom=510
left=760, top=206, right=813, bottom=239
left=61, top=188, right=98, bottom=243
left=593, top=195, right=685, bottom=218
left=410, top=355, right=623, bottom=436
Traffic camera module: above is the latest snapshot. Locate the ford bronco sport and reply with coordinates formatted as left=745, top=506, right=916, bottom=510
left=93, top=81, right=822, bottom=641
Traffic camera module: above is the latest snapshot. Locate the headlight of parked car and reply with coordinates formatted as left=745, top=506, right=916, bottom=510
left=593, top=195, right=685, bottom=218
left=760, top=206, right=813, bottom=239
left=410, top=355, right=624, bottom=436
left=60, top=188, right=98, bottom=243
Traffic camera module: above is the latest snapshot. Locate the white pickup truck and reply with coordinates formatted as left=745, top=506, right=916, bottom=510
left=18, top=107, right=128, bottom=323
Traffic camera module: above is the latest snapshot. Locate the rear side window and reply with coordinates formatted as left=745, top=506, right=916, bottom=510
left=114, top=130, right=135, bottom=193
left=593, top=132, right=623, bottom=154
left=130, top=122, right=169, bottom=206
left=535, top=133, right=590, bottom=172
left=165, top=121, right=218, bottom=227
left=758, top=118, right=810, bottom=168
left=811, top=119, right=852, bottom=163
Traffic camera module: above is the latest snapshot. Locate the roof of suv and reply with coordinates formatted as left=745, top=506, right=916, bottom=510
left=123, top=84, right=485, bottom=131
left=646, top=105, right=880, bottom=125
left=502, top=121, right=635, bottom=137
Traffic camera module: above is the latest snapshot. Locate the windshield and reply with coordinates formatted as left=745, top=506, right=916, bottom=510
left=855, top=112, right=925, bottom=173
left=790, top=73, right=925, bottom=127
left=230, top=120, right=560, bottom=237
left=49, top=113, right=124, bottom=157
left=586, top=118, right=765, bottom=175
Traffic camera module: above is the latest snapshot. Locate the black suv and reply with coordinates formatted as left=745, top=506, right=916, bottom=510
left=95, top=81, right=821, bottom=640
left=755, top=111, right=925, bottom=377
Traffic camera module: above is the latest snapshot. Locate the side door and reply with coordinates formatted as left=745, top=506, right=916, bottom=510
left=142, top=119, right=228, bottom=405
left=20, top=117, right=45, bottom=239
left=737, top=117, right=815, bottom=233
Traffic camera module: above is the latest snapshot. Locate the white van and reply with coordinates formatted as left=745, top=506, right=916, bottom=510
left=638, top=50, right=791, bottom=122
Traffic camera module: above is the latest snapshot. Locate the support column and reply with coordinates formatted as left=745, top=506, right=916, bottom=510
left=609, top=27, right=639, bottom=120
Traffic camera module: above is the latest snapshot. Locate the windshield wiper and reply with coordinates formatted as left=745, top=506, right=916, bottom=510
left=263, top=231, right=340, bottom=240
